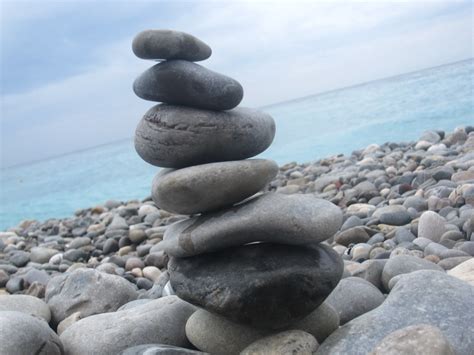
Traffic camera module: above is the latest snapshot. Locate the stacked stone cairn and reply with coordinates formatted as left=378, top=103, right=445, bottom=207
left=132, top=29, right=344, bottom=350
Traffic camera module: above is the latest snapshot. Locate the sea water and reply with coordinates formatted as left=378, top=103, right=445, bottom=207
left=1, top=59, right=473, bottom=230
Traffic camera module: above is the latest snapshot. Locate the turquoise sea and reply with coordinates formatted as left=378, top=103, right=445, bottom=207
left=1, top=59, right=473, bottom=230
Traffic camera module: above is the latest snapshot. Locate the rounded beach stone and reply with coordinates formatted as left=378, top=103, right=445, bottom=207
left=122, top=344, right=207, bottom=354
left=60, top=296, right=196, bottom=355
left=132, top=29, right=211, bottom=61
left=152, top=159, right=278, bottom=214
left=0, top=294, right=51, bottom=322
left=160, top=193, right=343, bottom=257
left=169, top=243, right=343, bottom=329
left=45, top=268, right=138, bottom=324
left=133, top=60, right=243, bottom=110
left=418, top=211, right=447, bottom=242
left=0, top=311, right=64, bottom=354
left=325, top=277, right=385, bottom=325
left=369, top=324, right=455, bottom=355
left=381, top=254, right=443, bottom=290
left=135, top=104, right=275, bottom=168
left=316, top=270, right=474, bottom=355
left=447, top=257, right=474, bottom=286
left=241, top=330, right=319, bottom=355
left=185, top=309, right=268, bottom=354
left=293, top=302, right=340, bottom=343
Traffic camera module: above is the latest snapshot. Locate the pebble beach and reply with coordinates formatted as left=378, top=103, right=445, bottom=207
left=0, top=126, right=473, bottom=354
left=1, top=27, right=474, bottom=355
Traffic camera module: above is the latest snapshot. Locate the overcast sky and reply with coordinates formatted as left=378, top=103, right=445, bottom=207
left=1, top=0, right=472, bottom=168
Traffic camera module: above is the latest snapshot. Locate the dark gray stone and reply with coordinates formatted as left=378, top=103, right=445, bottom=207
left=169, top=243, right=343, bottom=329
left=132, top=29, right=211, bottom=61
left=373, top=205, right=411, bottom=226
left=9, top=250, right=30, bottom=267
left=317, top=270, right=474, bottom=355
left=135, top=104, right=275, bottom=168
left=133, top=60, right=243, bottom=110
left=122, top=344, right=207, bottom=354
left=0, top=311, right=63, bottom=354
left=103, top=239, right=119, bottom=254
left=334, top=227, right=371, bottom=246
left=152, top=159, right=278, bottom=214
left=60, top=296, right=196, bottom=355
left=45, top=268, right=138, bottom=324
left=160, top=193, right=343, bottom=257
left=325, top=277, right=385, bottom=325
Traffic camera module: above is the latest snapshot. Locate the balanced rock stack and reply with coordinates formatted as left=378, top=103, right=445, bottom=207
left=132, top=29, right=344, bottom=350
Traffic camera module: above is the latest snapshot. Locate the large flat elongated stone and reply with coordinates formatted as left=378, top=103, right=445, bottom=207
left=133, top=60, right=243, bottom=110
left=152, top=159, right=278, bottom=214
left=159, top=193, right=343, bottom=257
left=132, top=29, right=211, bottom=61
left=169, top=243, right=343, bottom=329
left=135, top=104, right=275, bottom=168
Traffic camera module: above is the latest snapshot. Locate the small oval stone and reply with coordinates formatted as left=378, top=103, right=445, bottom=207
left=132, top=29, right=212, bottom=61
left=133, top=60, right=243, bottom=110
left=159, top=193, right=343, bottom=257
left=135, top=104, right=275, bottom=168
left=152, top=159, right=278, bottom=214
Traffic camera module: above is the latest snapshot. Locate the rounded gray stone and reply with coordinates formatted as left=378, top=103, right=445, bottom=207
left=30, top=247, right=59, bottom=264
left=241, top=330, right=319, bottom=355
left=169, top=243, right=343, bottom=329
left=159, top=193, right=343, bottom=257
left=373, top=205, right=411, bottom=226
left=60, top=296, right=196, bottom=355
left=0, top=311, right=63, bottom=355
left=133, top=60, right=243, bottom=110
left=369, top=324, right=455, bottom=355
left=132, top=29, right=211, bottom=61
left=316, top=270, right=474, bottom=355
left=45, top=268, right=138, bottom=324
left=135, top=104, right=275, bottom=168
left=152, top=159, right=278, bottom=214
left=381, top=255, right=443, bottom=290
left=325, top=277, right=385, bottom=325
left=294, top=302, right=340, bottom=343
left=122, top=344, right=207, bottom=354
left=0, top=294, right=51, bottom=322
left=185, top=309, right=268, bottom=354
left=418, top=211, right=447, bottom=242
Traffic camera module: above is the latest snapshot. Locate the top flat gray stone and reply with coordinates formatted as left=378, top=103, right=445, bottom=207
left=132, top=29, right=211, bottom=61
left=152, top=159, right=279, bottom=214
left=158, top=193, right=343, bottom=257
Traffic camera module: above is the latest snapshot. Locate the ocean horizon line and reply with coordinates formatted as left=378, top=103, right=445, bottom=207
left=1, top=57, right=472, bottom=171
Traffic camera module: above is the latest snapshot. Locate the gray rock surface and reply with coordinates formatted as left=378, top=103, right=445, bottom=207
left=0, top=294, right=51, bottom=322
left=418, top=211, right=447, bottom=242
left=325, top=277, right=385, bottom=324
left=185, top=309, right=268, bottom=354
left=369, top=324, right=455, bottom=355
left=152, top=159, right=278, bottom=214
left=170, top=243, right=343, bottom=328
left=132, top=29, right=211, bottom=61
left=160, top=193, right=342, bottom=257
left=381, top=255, right=444, bottom=290
left=316, top=270, right=474, bottom=355
left=45, top=268, right=138, bottom=324
left=373, top=205, right=411, bottom=226
left=122, top=344, right=208, bottom=354
left=133, top=60, right=243, bottom=110
left=30, top=247, right=59, bottom=263
left=294, top=302, right=340, bottom=343
left=60, top=296, right=196, bottom=355
left=0, top=311, right=63, bottom=354
left=135, top=104, right=275, bottom=168
left=241, top=330, right=319, bottom=355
